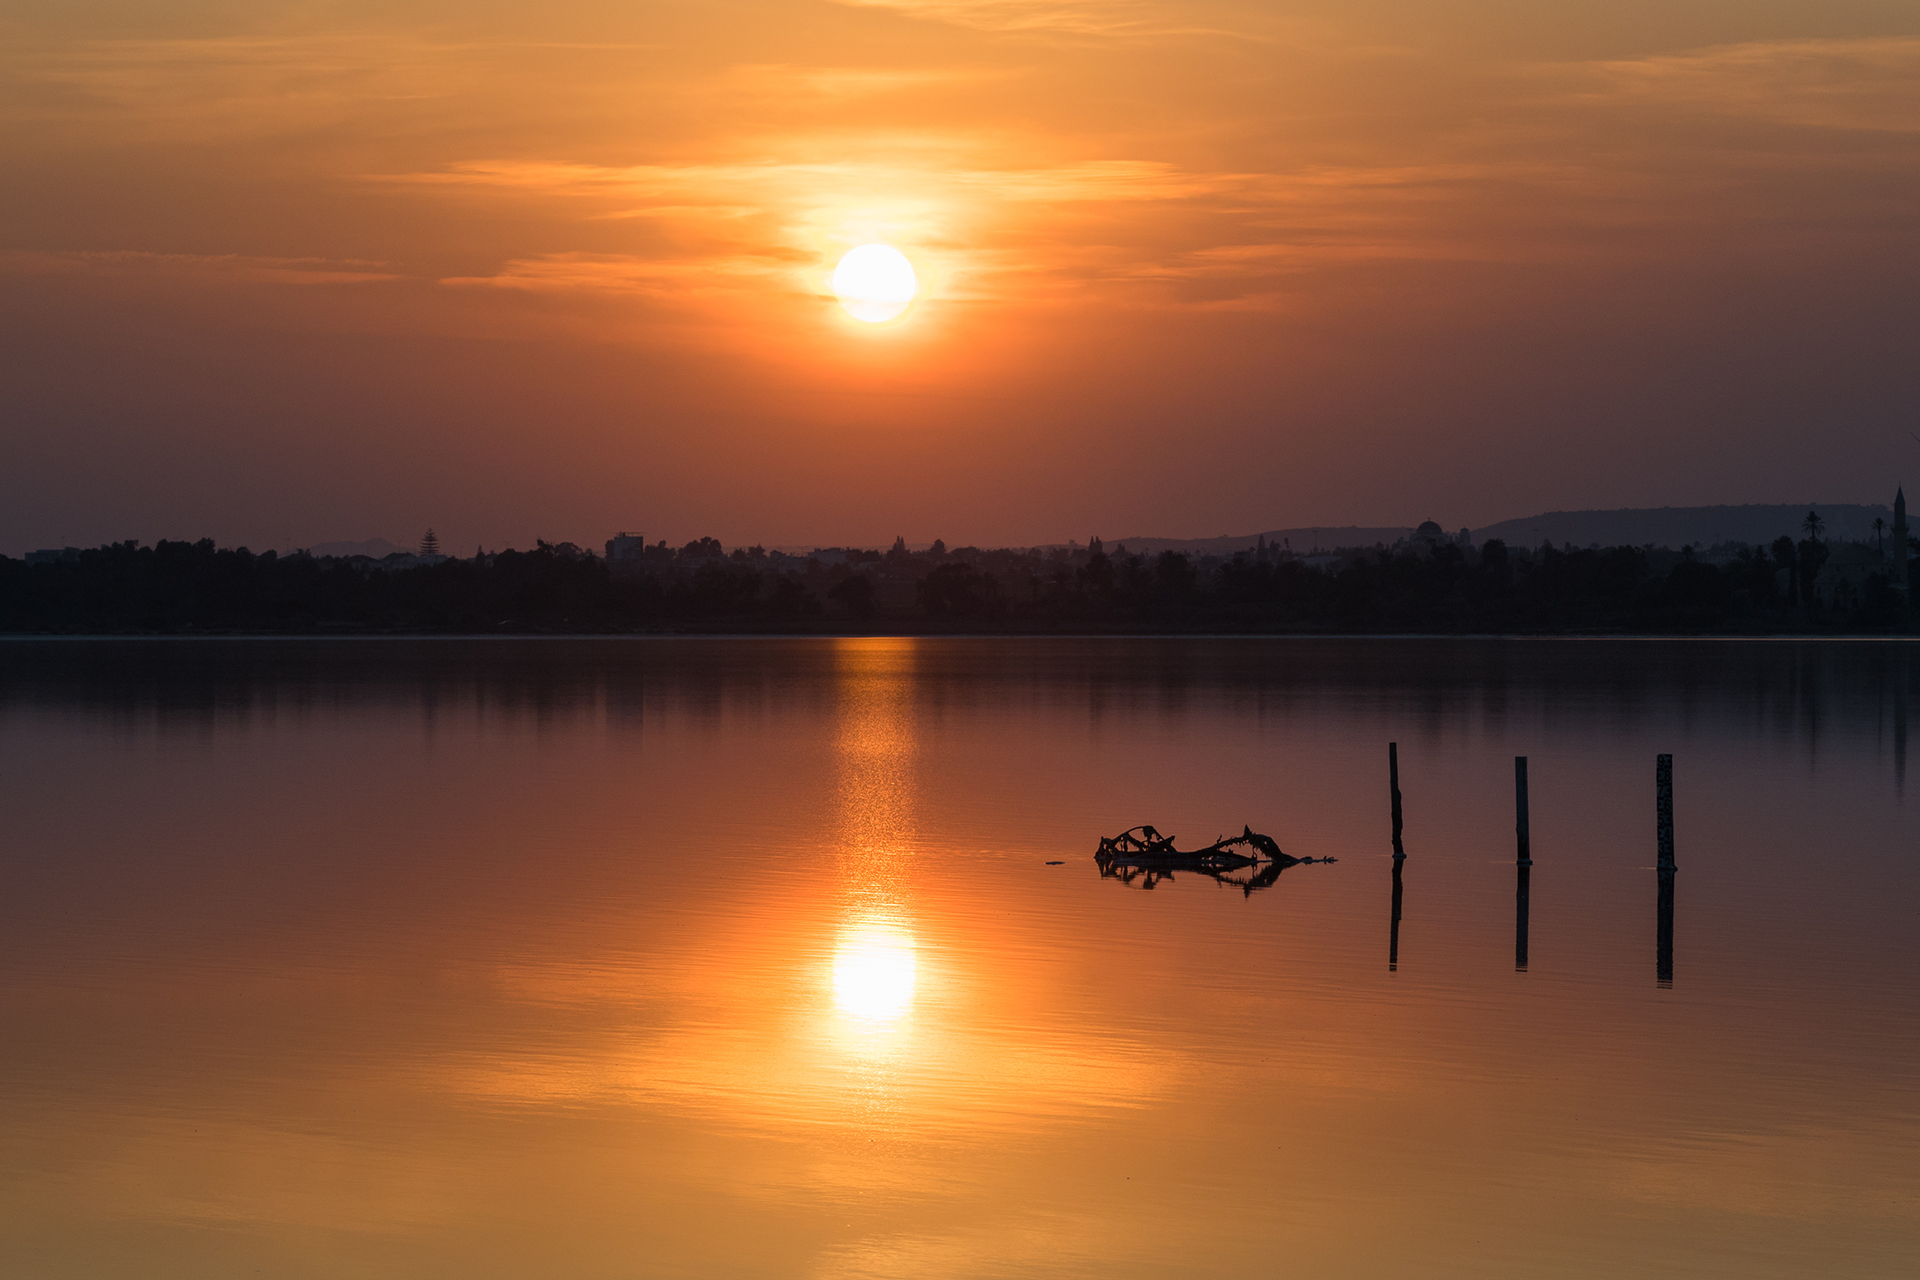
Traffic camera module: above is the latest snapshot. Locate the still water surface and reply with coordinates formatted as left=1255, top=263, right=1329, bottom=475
left=1, top=638, right=1915, bottom=1278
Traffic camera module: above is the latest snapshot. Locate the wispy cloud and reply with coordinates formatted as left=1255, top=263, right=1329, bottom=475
left=416, top=155, right=1530, bottom=315
left=368, top=33, right=1920, bottom=323
left=831, top=0, right=1203, bottom=37
left=396, top=157, right=1221, bottom=205
left=0, top=33, right=465, bottom=129
left=0, top=250, right=398, bottom=285
left=441, top=251, right=801, bottom=297
left=1571, top=37, right=1920, bottom=134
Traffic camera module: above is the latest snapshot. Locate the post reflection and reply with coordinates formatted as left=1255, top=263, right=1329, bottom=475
left=1514, top=864, right=1531, bottom=973
left=1656, top=752, right=1677, bottom=987
left=1656, top=867, right=1676, bottom=988
left=1389, top=742, right=1406, bottom=971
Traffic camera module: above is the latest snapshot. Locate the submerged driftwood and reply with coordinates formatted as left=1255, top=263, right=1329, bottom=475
left=1093, top=824, right=1335, bottom=895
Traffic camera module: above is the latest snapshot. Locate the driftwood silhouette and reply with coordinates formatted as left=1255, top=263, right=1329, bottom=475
left=1093, top=824, right=1335, bottom=895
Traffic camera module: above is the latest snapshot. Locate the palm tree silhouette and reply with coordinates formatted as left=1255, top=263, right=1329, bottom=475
left=1802, top=510, right=1825, bottom=542
left=1873, top=516, right=1886, bottom=554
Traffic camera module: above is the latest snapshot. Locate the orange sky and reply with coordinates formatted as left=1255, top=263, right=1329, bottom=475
left=3, top=2, right=1917, bottom=554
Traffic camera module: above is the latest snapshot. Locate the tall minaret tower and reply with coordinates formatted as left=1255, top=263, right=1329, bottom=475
left=1895, top=486, right=1909, bottom=597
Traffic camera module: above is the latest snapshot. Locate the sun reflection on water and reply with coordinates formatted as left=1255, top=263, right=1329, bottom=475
left=832, top=921, right=917, bottom=1023
left=830, top=639, right=922, bottom=1036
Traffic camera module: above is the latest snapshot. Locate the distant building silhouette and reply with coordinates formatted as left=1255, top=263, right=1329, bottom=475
left=604, top=531, right=647, bottom=580
left=1897, top=487, right=1910, bottom=598
left=1810, top=488, right=1909, bottom=612
left=1396, top=520, right=1458, bottom=557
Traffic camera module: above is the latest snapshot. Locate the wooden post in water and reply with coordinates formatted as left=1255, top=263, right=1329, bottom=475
left=1656, top=753, right=1675, bottom=869
left=1389, top=742, right=1406, bottom=859
left=1514, top=756, right=1531, bottom=865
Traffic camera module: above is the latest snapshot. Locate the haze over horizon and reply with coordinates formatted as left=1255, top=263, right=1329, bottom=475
left=4, top=2, right=1917, bottom=556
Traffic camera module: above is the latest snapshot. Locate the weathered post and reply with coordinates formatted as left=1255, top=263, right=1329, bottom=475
left=1656, top=753, right=1675, bottom=869
left=1389, top=742, right=1405, bottom=859
left=1515, top=756, right=1531, bottom=865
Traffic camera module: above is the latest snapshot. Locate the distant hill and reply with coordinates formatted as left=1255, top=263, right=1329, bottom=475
left=1471, top=504, right=1892, bottom=551
left=1099, top=527, right=1415, bottom=556
left=1092, top=503, right=1896, bottom=560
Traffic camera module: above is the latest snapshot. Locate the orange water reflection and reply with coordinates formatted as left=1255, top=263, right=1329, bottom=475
left=831, top=636, right=922, bottom=1018
left=0, top=639, right=1916, bottom=1279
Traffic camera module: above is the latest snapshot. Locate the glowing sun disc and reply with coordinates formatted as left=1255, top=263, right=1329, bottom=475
left=832, top=244, right=917, bottom=323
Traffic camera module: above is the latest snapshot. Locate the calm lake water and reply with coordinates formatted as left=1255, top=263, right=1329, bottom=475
left=1, top=638, right=1915, bottom=1279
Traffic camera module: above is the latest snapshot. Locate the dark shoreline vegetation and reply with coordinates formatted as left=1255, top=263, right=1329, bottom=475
left=1, top=530, right=1911, bottom=635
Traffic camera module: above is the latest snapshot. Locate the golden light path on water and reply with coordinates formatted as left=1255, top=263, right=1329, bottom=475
left=828, top=636, right=924, bottom=1105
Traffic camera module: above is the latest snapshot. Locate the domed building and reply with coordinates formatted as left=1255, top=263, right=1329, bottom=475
left=1396, top=520, right=1474, bottom=555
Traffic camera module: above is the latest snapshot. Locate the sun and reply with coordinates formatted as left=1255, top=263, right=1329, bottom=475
left=832, top=244, right=917, bottom=323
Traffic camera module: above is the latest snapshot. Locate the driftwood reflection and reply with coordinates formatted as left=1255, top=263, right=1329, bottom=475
left=1094, top=825, right=1334, bottom=896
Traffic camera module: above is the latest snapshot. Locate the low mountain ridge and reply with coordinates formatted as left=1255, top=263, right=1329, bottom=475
left=1104, top=502, right=1896, bottom=558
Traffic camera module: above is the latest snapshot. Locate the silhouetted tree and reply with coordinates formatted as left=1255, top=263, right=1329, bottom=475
left=420, top=528, right=439, bottom=557
left=827, top=573, right=876, bottom=621
left=1082, top=547, right=1115, bottom=599
left=1797, top=537, right=1829, bottom=608
left=687, top=562, right=761, bottom=612
left=1802, top=510, right=1825, bottom=542
left=768, top=575, right=817, bottom=617
left=1771, top=536, right=1797, bottom=606
left=917, top=562, right=1001, bottom=619
left=1736, top=546, right=1775, bottom=604
left=5, top=529, right=1913, bottom=636
left=1873, top=517, right=1886, bottom=554
left=1154, top=551, right=1196, bottom=600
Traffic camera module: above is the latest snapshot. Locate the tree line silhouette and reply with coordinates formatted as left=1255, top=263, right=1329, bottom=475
left=0, top=529, right=1907, bottom=634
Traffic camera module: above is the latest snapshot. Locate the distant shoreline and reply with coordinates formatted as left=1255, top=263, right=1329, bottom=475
left=2, top=631, right=1914, bottom=643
